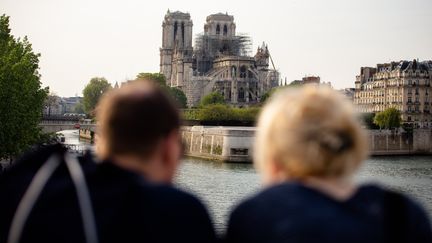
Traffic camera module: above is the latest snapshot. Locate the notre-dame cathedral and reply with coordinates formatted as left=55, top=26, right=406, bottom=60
left=160, top=10, right=279, bottom=107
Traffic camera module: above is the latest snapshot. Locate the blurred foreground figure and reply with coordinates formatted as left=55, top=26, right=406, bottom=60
left=0, top=80, right=216, bottom=243
left=226, top=86, right=431, bottom=243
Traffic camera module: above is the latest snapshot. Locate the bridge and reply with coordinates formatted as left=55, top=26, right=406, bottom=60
left=39, top=115, right=96, bottom=133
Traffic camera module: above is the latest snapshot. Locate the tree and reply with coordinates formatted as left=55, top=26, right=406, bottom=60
left=0, top=15, right=48, bottom=160
left=200, top=92, right=225, bottom=106
left=44, top=92, right=59, bottom=116
left=360, top=113, right=379, bottom=130
left=373, top=108, right=401, bottom=130
left=136, top=72, right=187, bottom=108
left=167, top=87, right=187, bottom=108
left=136, top=72, right=166, bottom=86
left=82, top=77, right=112, bottom=114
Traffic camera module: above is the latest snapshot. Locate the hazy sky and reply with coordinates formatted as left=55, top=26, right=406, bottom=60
left=2, top=0, right=431, bottom=96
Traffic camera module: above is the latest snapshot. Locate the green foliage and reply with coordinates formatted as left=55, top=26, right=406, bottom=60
left=136, top=72, right=166, bottom=86
left=166, top=87, right=187, bottom=108
left=200, top=92, right=225, bottom=106
left=231, top=107, right=260, bottom=121
left=0, top=15, right=48, bottom=159
left=373, top=108, right=401, bottom=129
left=196, top=104, right=260, bottom=122
left=82, top=77, right=112, bottom=114
left=198, top=104, right=233, bottom=121
left=136, top=72, right=188, bottom=108
left=360, top=113, right=379, bottom=130
left=182, top=108, right=200, bottom=120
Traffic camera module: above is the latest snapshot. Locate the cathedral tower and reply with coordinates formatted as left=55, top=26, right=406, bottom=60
left=160, top=10, right=193, bottom=87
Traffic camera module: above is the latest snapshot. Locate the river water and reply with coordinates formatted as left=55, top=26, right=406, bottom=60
left=62, top=130, right=432, bottom=232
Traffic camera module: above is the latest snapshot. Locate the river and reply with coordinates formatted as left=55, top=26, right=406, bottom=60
left=62, top=130, right=432, bottom=232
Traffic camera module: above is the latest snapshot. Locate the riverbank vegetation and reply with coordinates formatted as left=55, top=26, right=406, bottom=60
left=0, top=15, right=48, bottom=160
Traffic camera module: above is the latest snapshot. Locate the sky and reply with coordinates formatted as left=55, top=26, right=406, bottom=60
left=2, top=0, right=432, bottom=97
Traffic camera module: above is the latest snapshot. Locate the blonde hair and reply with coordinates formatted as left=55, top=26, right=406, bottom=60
left=255, top=86, right=368, bottom=179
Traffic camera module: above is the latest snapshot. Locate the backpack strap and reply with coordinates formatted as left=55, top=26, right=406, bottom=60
left=7, top=154, right=61, bottom=243
left=64, top=153, right=98, bottom=243
left=7, top=153, right=98, bottom=243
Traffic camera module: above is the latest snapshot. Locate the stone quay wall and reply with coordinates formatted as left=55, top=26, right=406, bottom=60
left=181, top=126, right=255, bottom=162
left=182, top=126, right=432, bottom=163
left=369, top=129, right=432, bottom=155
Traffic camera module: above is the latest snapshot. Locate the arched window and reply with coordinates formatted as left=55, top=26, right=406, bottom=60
left=174, top=22, right=178, bottom=40
left=240, top=66, right=247, bottom=78
left=216, top=24, right=220, bottom=35
left=181, top=22, right=185, bottom=44
left=223, top=24, right=228, bottom=36
left=231, top=66, right=237, bottom=78
left=238, top=87, right=245, bottom=101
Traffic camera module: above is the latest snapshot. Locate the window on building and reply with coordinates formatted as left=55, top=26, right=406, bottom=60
left=408, top=88, right=412, bottom=94
left=408, top=116, right=412, bottom=122
left=181, top=22, right=185, bottom=44
left=174, top=21, right=178, bottom=40
left=240, top=66, right=247, bottom=78
left=408, top=80, right=412, bottom=85
left=415, top=88, right=419, bottom=95
left=238, top=87, right=245, bottom=101
left=223, top=25, right=228, bottom=36
left=216, top=24, right=220, bottom=35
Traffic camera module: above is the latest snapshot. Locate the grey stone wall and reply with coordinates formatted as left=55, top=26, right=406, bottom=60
left=181, top=126, right=254, bottom=162
left=182, top=127, right=432, bottom=163
left=368, top=129, right=432, bottom=155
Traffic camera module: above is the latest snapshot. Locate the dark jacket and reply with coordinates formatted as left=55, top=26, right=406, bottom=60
left=0, top=144, right=216, bottom=243
left=226, top=182, right=432, bottom=243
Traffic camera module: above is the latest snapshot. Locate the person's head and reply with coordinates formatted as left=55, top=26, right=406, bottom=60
left=255, top=86, right=368, bottom=185
left=95, top=80, right=181, bottom=183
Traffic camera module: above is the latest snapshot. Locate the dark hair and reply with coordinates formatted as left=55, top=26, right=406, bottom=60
left=96, top=80, right=180, bottom=159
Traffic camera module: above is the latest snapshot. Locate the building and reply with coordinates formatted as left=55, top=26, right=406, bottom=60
left=43, top=96, right=83, bottom=116
left=285, top=76, right=332, bottom=88
left=302, top=76, right=320, bottom=85
left=354, top=60, right=432, bottom=128
left=160, top=11, right=279, bottom=107
left=339, top=88, right=355, bottom=101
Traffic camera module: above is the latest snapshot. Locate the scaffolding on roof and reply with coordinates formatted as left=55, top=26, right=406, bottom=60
left=193, top=32, right=252, bottom=74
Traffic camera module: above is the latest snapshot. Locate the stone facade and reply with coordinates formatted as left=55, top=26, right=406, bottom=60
left=354, top=60, right=432, bottom=128
left=160, top=11, right=279, bottom=107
